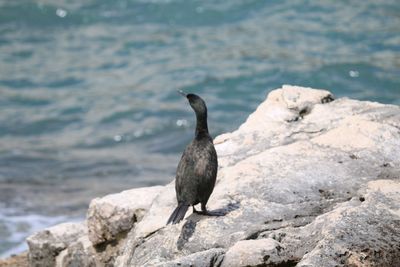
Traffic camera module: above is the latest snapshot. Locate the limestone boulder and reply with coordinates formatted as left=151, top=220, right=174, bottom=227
left=26, top=222, right=87, bottom=267
left=87, top=186, right=163, bottom=245
left=263, top=179, right=400, bottom=267
left=27, top=186, right=163, bottom=267
left=155, top=248, right=225, bottom=267
left=115, top=85, right=400, bottom=266
left=221, top=239, right=289, bottom=267
left=56, top=236, right=97, bottom=267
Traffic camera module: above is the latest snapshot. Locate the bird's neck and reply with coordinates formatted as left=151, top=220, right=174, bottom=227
left=195, top=111, right=209, bottom=138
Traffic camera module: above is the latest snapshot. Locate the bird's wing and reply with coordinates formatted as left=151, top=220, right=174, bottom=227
left=175, top=143, right=197, bottom=202
left=193, top=143, right=216, bottom=178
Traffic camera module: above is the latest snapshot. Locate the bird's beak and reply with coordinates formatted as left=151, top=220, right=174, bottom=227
left=177, top=90, right=187, bottom=97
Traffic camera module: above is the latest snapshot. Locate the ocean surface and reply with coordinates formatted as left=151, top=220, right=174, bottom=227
left=0, top=0, right=399, bottom=257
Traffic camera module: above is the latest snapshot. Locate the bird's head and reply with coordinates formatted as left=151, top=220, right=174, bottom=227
left=178, top=90, right=207, bottom=115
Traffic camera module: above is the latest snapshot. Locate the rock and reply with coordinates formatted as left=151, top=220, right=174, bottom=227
left=155, top=248, right=225, bottom=267
left=221, top=238, right=291, bottom=267
left=260, top=179, right=400, bottom=267
left=27, top=222, right=87, bottom=267
left=57, top=233, right=127, bottom=267
left=56, top=236, right=97, bottom=267
left=114, top=182, right=179, bottom=267
left=26, top=186, right=162, bottom=267
left=87, top=186, right=163, bottom=245
left=114, top=85, right=400, bottom=266
left=25, top=85, right=400, bottom=267
left=55, top=228, right=130, bottom=267
left=55, top=186, right=163, bottom=267
left=214, top=85, right=335, bottom=167
left=130, top=183, right=176, bottom=240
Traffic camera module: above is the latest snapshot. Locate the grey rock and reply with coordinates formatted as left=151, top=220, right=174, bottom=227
left=56, top=233, right=127, bottom=267
left=55, top=230, right=129, bottom=267
left=27, top=222, right=87, bottom=267
left=258, top=179, right=400, bottom=267
left=221, top=238, right=288, bottom=267
left=154, top=248, right=225, bottom=267
left=115, top=85, right=400, bottom=266
left=114, top=182, right=177, bottom=266
left=27, top=186, right=162, bottom=267
left=57, top=236, right=97, bottom=267
left=56, top=186, right=163, bottom=267
left=87, top=186, right=163, bottom=245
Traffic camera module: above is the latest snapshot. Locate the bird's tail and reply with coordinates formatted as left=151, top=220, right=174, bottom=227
left=166, top=203, right=189, bottom=225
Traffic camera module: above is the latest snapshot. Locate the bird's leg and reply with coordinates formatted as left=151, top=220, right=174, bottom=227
left=201, top=203, right=207, bottom=213
left=192, top=205, right=200, bottom=214
left=196, top=203, right=224, bottom=216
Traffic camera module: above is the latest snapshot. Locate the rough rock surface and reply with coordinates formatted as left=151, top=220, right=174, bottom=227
left=56, top=235, right=98, bottom=267
left=87, top=186, right=163, bottom=245
left=116, top=85, right=400, bottom=267
left=26, top=186, right=162, bottom=267
left=156, top=248, right=225, bottom=267
left=221, top=238, right=288, bottom=267
left=25, top=85, right=400, bottom=267
left=27, top=222, right=86, bottom=267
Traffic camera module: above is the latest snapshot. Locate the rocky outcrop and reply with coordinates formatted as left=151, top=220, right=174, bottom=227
left=26, top=186, right=163, bottom=267
left=221, top=239, right=287, bottom=267
left=26, top=85, right=400, bottom=267
left=87, top=186, right=163, bottom=245
left=27, top=222, right=87, bottom=267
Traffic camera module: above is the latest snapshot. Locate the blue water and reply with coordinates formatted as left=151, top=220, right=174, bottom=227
left=1, top=0, right=399, bottom=257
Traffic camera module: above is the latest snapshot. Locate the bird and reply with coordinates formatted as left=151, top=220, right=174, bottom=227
left=167, top=91, right=219, bottom=225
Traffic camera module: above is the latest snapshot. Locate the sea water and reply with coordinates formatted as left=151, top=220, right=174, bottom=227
left=0, top=0, right=399, bottom=257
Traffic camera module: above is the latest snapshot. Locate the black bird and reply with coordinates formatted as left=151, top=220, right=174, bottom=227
left=167, top=91, right=219, bottom=225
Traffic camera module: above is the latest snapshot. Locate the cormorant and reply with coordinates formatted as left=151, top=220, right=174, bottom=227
left=167, top=91, right=219, bottom=225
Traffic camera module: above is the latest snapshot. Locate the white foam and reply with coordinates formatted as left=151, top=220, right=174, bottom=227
left=0, top=208, right=82, bottom=259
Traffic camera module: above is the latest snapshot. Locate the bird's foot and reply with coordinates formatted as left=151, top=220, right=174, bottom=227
left=192, top=206, right=200, bottom=214
left=195, top=210, right=224, bottom=217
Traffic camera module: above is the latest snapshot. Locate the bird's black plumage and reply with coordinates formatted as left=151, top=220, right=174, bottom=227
left=167, top=92, right=218, bottom=225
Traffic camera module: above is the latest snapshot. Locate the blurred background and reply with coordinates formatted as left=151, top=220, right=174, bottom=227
left=0, top=0, right=399, bottom=257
